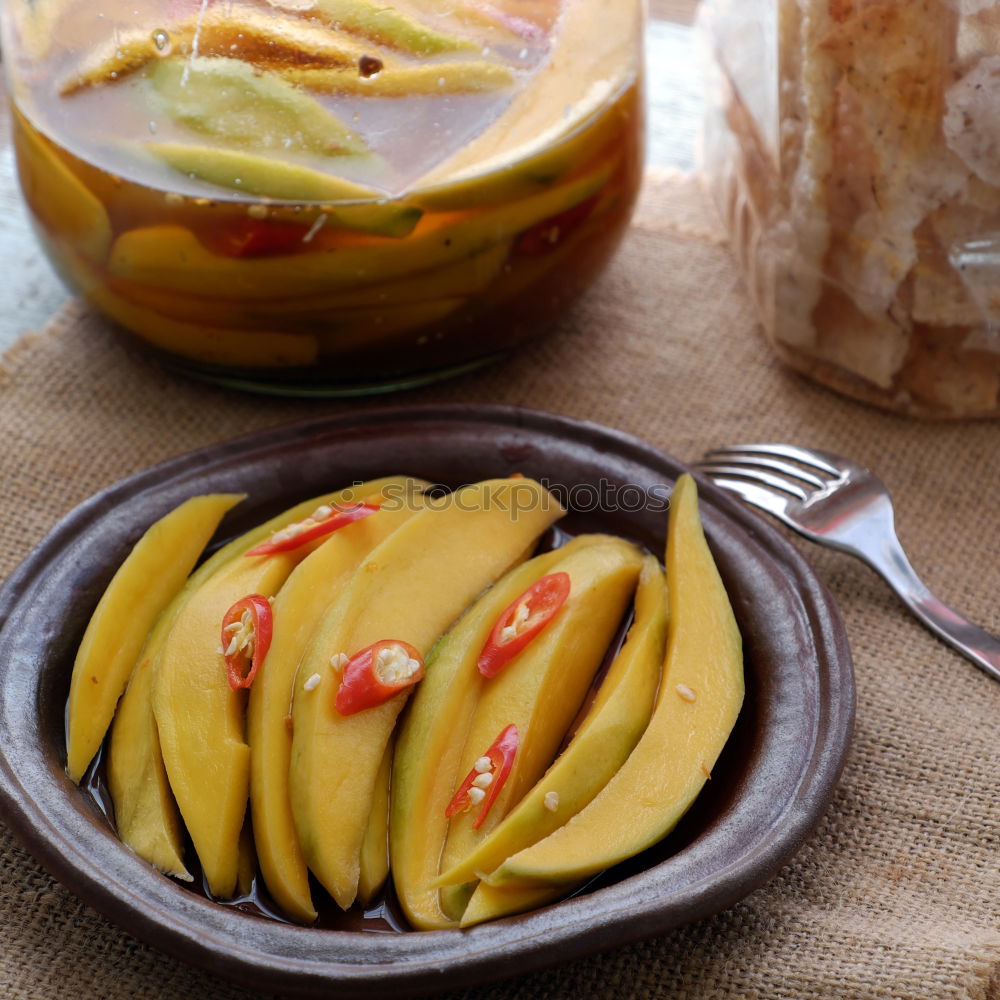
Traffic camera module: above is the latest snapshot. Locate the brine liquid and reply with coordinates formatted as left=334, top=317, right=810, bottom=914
left=11, top=0, right=563, bottom=197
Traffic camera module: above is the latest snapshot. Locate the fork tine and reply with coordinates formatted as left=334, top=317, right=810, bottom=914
left=708, top=443, right=841, bottom=477
left=693, top=471, right=799, bottom=526
left=694, top=462, right=811, bottom=501
left=702, top=451, right=828, bottom=490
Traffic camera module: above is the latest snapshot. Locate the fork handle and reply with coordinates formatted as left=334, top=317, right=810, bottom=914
left=861, top=538, right=1000, bottom=683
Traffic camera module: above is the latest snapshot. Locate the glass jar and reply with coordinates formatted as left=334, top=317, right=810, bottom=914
left=701, top=0, right=1000, bottom=418
left=1, top=0, right=644, bottom=395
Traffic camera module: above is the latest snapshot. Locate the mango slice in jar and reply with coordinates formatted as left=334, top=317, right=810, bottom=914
left=136, top=143, right=423, bottom=237
left=307, top=0, right=477, bottom=56
left=144, top=57, right=368, bottom=157
left=435, top=537, right=643, bottom=920
left=13, top=117, right=111, bottom=264
left=284, top=61, right=514, bottom=97
left=486, top=475, right=745, bottom=892
left=142, top=143, right=380, bottom=202
left=247, top=487, right=428, bottom=924
left=109, top=161, right=613, bottom=301
left=66, top=493, right=244, bottom=783
left=79, top=265, right=320, bottom=369
left=59, top=8, right=369, bottom=95
left=390, top=534, right=610, bottom=932
left=435, top=554, right=667, bottom=898
left=288, top=478, right=564, bottom=910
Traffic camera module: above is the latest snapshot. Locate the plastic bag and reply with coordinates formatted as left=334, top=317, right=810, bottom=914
left=700, top=0, right=1000, bottom=418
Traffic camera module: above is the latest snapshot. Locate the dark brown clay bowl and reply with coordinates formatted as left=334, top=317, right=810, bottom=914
left=0, top=404, right=853, bottom=998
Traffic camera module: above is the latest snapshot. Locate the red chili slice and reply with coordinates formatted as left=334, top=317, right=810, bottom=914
left=445, top=724, right=519, bottom=829
left=245, top=502, right=379, bottom=557
left=477, top=572, right=571, bottom=678
left=334, top=639, right=425, bottom=716
left=202, top=217, right=314, bottom=258
left=513, top=193, right=601, bottom=257
left=221, top=594, right=273, bottom=691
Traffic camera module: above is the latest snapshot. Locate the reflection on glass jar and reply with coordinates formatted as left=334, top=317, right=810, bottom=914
left=1, top=0, right=645, bottom=395
left=702, top=0, right=1000, bottom=418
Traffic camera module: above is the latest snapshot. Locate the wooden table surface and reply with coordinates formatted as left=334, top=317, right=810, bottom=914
left=0, top=0, right=703, bottom=350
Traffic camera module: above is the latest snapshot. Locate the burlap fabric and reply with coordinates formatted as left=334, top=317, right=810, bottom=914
left=0, top=171, right=997, bottom=1000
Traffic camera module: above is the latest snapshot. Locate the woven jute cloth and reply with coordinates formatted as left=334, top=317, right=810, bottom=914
left=0, top=171, right=997, bottom=1000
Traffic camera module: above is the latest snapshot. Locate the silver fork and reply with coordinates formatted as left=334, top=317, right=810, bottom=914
left=693, top=443, right=1000, bottom=684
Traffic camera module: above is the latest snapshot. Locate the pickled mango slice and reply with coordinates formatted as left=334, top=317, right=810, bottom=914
left=309, top=0, right=476, bottom=56
left=284, top=61, right=515, bottom=97
left=108, top=649, right=192, bottom=882
left=145, top=57, right=367, bottom=157
left=435, top=555, right=667, bottom=895
left=248, top=491, right=427, bottom=924
left=390, top=535, right=608, bottom=931
left=435, top=537, right=643, bottom=920
left=109, top=160, right=613, bottom=300
left=59, top=31, right=170, bottom=95
left=13, top=111, right=111, bottom=263
left=144, top=142, right=378, bottom=202
left=66, top=493, right=244, bottom=782
left=59, top=9, right=368, bottom=95
left=289, top=478, right=564, bottom=910
left=79, top=267, right=319, bottom=369
left=487, top=476, right=745, bottom=892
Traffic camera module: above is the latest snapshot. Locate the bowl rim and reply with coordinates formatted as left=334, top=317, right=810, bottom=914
left=0, top=403, right=854, bottom=998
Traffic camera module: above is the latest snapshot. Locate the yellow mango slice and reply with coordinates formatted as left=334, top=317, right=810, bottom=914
left=108, top=161, right=612, bottom=300
left=13, top=111, right=111, bottom=263
left=248, top=486, right=428, bottom=924
left=436, top=536, right=643, bottom=920
left=289, top=477, right=564, bottom=909
left=66, top=493, right=244, bottom=783
left=81, top=269, right=319, bottom=369
left=107, top=483, right=397, bottom=881
left=389, top=533, right=610, bottom=931
left=145, top=57, right=367, bottom=157
left=284, top=62, right=514, bottom=97
left=310, top=0, right=476, bottom=56
left=436, top=554, right=667, bottom=893
left=106, top=512, right=266, bottom=881
left=153, top=477, right=409, bottom=898
left=108, top=639, right=191, bottom=882
left=142, top=142, right=379, bottom=203
left=458, top=880, right=565, bottom=928
left=58, top=7, right=367, bottom=95
left=487, top=475, right=745, bottom=891
left=357, top=741, right=392, bottom=908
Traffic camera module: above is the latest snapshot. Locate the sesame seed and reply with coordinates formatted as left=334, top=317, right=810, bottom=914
left=676, top=684, right=697, bottom=702
left=543, top=791, right=559, bottom=812
left=467, top=786, right=486, bottom=804
left=303, top=673, right=322, bottom=691
left=473, top=756, right=492, bottom=773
